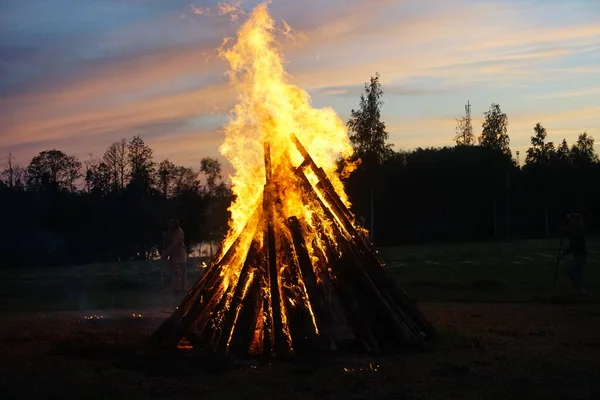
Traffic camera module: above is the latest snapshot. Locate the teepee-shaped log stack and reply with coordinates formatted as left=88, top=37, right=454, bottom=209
left=151, top=134, right=434, bottom=357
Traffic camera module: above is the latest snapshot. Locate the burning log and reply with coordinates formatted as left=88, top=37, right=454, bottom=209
left=151, top=135, right=434, bottom=357
left=151, top=3, right=433, bottom=358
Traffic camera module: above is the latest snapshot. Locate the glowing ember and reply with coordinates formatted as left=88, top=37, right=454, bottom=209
left=152, top=3, right=433, bottom=357
left=84, top=315, right=104, bottom=320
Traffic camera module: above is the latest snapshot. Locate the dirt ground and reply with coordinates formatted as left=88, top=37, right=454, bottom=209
left=1, top=302, right=599, bottom=400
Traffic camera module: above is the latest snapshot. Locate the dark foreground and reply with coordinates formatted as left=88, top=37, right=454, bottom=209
left=1, top=302, right=599, bottom=400
left=1, top=238, right=599, bottom=399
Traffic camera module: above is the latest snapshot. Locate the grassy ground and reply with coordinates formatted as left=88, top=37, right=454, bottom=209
left=383, top=237, right=600, bottom=302
left=0, top=237, right=599, bottom=399
left=0, top=257, right=208, bottom=312
left=1, top=237, right=597, bottom=311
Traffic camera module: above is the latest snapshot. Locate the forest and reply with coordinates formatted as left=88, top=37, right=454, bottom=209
left=1, top=74, right=598, bottom=267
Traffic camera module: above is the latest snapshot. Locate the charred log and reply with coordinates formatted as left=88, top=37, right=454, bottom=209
left=151, top=136, right=434, bottom=357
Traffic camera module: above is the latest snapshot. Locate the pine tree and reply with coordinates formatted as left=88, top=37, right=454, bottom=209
left=347, top=72, right=393, bottom=165
left=525, top=123, right=555, bottom=165
left=479, top=103, right=510, bottom=157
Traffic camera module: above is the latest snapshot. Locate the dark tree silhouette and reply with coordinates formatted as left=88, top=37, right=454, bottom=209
left=525, top=123, right=555, bottom=165
left=345, top=72, right=394, bottom=242
left=571, top=132, right=598, bottom=165
left=103, top=138, right=128, bottom=191
left=199, top=157, right=223, bottom=194
left=127, top=136, right=155, bottom=191
left=524, top=123, right=557, bottom=236
left=1, top=153, right=25, bottom=190
left=479, top=103, right=510, bottom=157
left=555, top=138, right=571, bottom=163
left=1, top=86, right=599, bottom=269
left=346, top=72, right=393, bottom=165
left=476, top=104, right=513, bottom=238
left=173, top=166, right=200, bottom=196
left=26, top=150, right=81, bottom=192
left=157, top=159, right=177, bottom=198
left=85, top=159, right=112, bottom=196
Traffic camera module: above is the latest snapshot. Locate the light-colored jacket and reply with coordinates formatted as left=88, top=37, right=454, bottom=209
left=164, top=227, right=187, bottom=263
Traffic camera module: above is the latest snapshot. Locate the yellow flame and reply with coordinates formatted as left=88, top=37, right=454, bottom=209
left=218, top=2, right=353, bottom=250
left=208, top=2, right=360, bottom=354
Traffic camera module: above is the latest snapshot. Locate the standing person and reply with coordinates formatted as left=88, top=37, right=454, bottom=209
left=161, top=226, right=172, bottom=293
left=162, top=219, right=188, bottom=293
left=561, top=213, right=587, bottom=294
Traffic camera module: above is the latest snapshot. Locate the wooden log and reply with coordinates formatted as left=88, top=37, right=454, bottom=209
left=229, top=265, right=264, bottom=354
left=287, top=216, right=339, bottom=350
left=336, top=249, right=418, bottom=346
left=289, top=146, right=434, bottom=340
left=277, top=220, right=321, bottom=353
left=347, top=239, right=434, bottom=340
left=290, top=134, right=355, bottom=224
left=316, top=210, right=430, bottom=345
left=307, top=218, right=380, bottom=353
left=184, top=215, right=264, bottom=348
left=216, top=237, right=262, bottom=352
left=301, top=184, right=422, bottom=349
left=263, top=142, right=286, bottom=356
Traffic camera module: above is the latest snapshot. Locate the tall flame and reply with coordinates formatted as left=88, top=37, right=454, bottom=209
left=218, top=3, right=353, bottom=252
left=152, top=2, right=433, bottom=357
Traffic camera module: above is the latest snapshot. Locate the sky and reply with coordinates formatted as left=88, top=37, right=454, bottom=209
left=1, top=0, right=599, bottom=174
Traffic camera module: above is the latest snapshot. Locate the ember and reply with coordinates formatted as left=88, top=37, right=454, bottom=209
left=152, top=3, right=433, bottom=357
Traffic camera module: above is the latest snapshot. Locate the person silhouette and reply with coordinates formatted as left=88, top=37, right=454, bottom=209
left=560, top=213, right=587, bottom=295
left=162, top=219, right=188, bottom=293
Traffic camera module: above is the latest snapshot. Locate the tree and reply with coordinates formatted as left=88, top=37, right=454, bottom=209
left=199, top=157, right=228, bottom=253
left=173, top=166, right=200, bottom=196
left=200, top=157, right=223, bottom=194
left=346, top=72, right=393, bottom=165
left=454, top=101, right=475, bottom=146
left=127, top=136, right=155, bottom=190
left=479, top=103, right=510, bottom=157
left=2, top=153, right=25, bottom=190
left=524, top=123, right=557, bottom=236
left=157, top=159, right=177, bottom=198
left=85, top=160, right=112, bottom=195
left=478, top=104, right=512, bottom=238
left=346, top=73, right=394, bottom=242
left=26, top=149, right=81, bottom=191
left=570, top=131, right=598, bottom=165
left=525, top=123, right=555, bottom=165
left=103, top=139, right=129, bottom=191
left=555, top=138, right=571, bottom=163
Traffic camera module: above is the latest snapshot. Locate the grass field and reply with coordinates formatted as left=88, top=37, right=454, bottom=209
left=1, top=237, right=598, bottom=312
left=0, top=237, right=599, bottom=399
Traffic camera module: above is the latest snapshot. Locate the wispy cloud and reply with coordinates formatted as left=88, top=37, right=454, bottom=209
left=0, top=0, right=599, bottom=166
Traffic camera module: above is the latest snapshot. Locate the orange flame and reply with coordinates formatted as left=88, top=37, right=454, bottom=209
left=218, top=2, right=353, bottom=253
left=192, top=2, right=363, bottom=355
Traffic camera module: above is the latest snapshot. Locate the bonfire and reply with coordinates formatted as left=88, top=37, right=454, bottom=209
left=152, top=3, right=433, bottom=357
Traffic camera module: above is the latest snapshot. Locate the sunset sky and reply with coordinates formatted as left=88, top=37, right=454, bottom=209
left=1, top=0, right=599, bottom=173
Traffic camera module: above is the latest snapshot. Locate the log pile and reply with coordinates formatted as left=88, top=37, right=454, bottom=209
left=151, top=134, right=434, bottom=357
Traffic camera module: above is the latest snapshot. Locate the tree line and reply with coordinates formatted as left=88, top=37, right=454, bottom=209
left=344, top=73, right=599, bottom=244
left=1, top=72, right=598, bottom=267
left=0, top=136, right=231, bottom=267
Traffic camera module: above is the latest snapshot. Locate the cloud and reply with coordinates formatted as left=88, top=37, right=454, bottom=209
left=533, top=86, right=600, bottom=100
left=0, top=0, right=599, bottom=167
left=1, top=82, right=234, bottom=147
